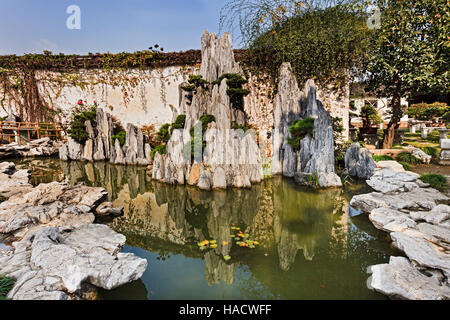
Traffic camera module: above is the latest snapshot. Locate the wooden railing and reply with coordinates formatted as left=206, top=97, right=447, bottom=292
left=0, top=121, right=64, bottom=145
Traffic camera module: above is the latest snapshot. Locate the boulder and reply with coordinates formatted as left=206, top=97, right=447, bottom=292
left=0, top=225, right=147, bottom=299
left=96, top=202, right=124, bottom=217
left=198, top=169, right=212, bottom=190
left=368, top=256, right=450, bottom=300
left=212, top=167, right=227, bottom=189
left=344, top=143, right=376, bottom=179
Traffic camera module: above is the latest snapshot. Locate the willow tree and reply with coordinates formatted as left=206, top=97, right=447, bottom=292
left=367, top=0, right=449, bottom=149
left=219, top=0, right=374, bottom=86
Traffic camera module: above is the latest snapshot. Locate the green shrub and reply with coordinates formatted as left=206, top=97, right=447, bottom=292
left=170, top=114, right=186, bottom=134
left=421, top=146, right=438, bottom=158
left=0, top=116, right=7, bottom=121
left=151, top=144, right=167, bottom=160
left=287, top=118, right=315, bottom=150
left=213, top=73, right=250, bottom=110
left=398, top=161, right=411, bottom=171
left=189, top=114, right=216, bottom=137
left=181, top=75, right=209, bottom=92
left=419, top=173, right=447, bottom=190
left=0, top=275, right=15, bottom=300
left=361, top=105, right=382, bottom=128
left=180, top=84, right=196, bottom=92
left=156, top=123, right=171, bottom=143
left=407, top=102, right=449, bottom=120
left=372, top=155, right=394, bottom=162
left=443, top=111, right=450, bottom=122
left=111, top=131, right=126, bottom=146
left=68, top=104, right=97, bottom=144
left=396, top=151, right=420, bottom=164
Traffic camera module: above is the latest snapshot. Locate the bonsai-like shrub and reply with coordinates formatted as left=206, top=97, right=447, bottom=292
left=419, top=173, right=447, bottom=190
left=170, top=114, right=186, bottom=134
left=151, top=144, right=167, bottom=160
left=68, top=101, right=97, bottom=144
left=287, top=117, right=315, bottom=150
left=111, top=131, right=126, bottom=146
left=181, top=75, right=209, bottom=92
left=213, top=73, right=250, bottom=110
left=360, top=105, right=382, bottom=129
left=156, top=123, right=171, bottom=144
left=189, top=114, right=216, bottom=137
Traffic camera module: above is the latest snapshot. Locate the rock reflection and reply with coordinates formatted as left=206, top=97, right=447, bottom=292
left=14, top=159, right=374, bottom=295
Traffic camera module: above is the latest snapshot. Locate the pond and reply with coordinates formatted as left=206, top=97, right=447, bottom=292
left=12, top=157, right=399, bottom=300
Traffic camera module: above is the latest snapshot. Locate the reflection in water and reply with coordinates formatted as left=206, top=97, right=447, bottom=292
left=14, top=158, right=397, bottom=300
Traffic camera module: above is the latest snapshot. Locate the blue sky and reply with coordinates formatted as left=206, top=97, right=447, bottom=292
left=0, top=0, right=233, bottom=55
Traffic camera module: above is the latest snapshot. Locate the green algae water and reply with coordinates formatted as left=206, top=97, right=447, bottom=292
left=13, top=158, right=399, bottom=300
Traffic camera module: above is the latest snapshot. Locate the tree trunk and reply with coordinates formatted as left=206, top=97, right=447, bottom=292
left=382, top=77, right=403, bottom=149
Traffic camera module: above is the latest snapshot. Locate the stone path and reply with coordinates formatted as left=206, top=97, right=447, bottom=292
left=350, top=161, right=450, bottom=300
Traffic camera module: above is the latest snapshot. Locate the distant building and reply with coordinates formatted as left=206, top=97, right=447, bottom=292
left=350, top=97, right=409, bottom=129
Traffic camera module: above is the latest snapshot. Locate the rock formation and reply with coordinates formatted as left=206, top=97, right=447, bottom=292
left=0, top=162, right=147, bottom=300
left=344, top=142, right=376, bottom=179
left=153, top=32, right=341, bottom=189
left=271, top=63, right=341, bottom=188
left=59, top=108, right=151, bottom=166
left=350, top=161, right=450, bottom=300
left=0, top=138, right=61, bottom=160
left=152, top=30, right=264, bottom=190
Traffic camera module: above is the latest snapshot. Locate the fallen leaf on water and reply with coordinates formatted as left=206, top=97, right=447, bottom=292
left=222, top=241, right=228, bottom=245
left=224, top=255, right=231, bottom=261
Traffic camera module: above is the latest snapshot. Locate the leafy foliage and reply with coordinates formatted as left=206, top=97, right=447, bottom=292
left=421, top=146, right=438, bottom=158
left=396, top=151, right=420, bottom=164
left=407, top=102, right=449, bottom=121
left=367, top=0, right=449, bottom=148
left=221, top=1, right=373, bottom=86
left=111, top=131, right=126, bottom=146
left=0, top=275, right=14, bottom=300
left=419, top=173, right=447, bottom=190
left=67, top=101, right=97, bottom=144
left=213, top=73, right=250, bottom=110
left=181, top=75, right=209, bottom=92
left=170, top=114, right=187, bottom=134
left=361, top=105, right=382, bottom=128
left=151, top=144, right=167, bottom=160
left=372, top=154, right=394, bottom=162
left=287, top=117, right=315, bottom=150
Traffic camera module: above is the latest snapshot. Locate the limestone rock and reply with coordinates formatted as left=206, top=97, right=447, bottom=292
left=391, top=229, right=450, bottom=277
left=271, top=62, right=301, bottom=176
left=213, top=167, right=227, bottom=189
left=411, top=148, right=432, bottom=164
left=344, top=143, right=376, bottom=179
left=0, top=225, right=147, bottom=299
left=67, top=137, right=82, bottom=160
left=368, top=256, right=450, bottom=300
left=187, top=163, right=201, bottom=185
left=198, top=168, right=212, bottom=190
left=96, top=202, right=124, bottom=217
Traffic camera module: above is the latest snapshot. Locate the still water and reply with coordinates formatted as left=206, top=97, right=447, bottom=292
left=13, top=157, right=399, bottom=300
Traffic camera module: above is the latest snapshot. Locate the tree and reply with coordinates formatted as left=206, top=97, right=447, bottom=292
left=220, top=0, right=374, bottom=86
left=367, top=0, right=449, bottom=149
